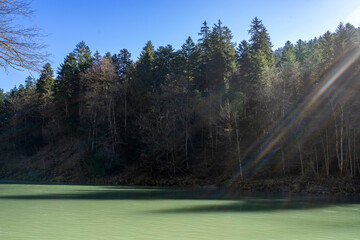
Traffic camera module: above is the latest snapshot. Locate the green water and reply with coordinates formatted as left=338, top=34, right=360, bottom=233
left=0, top=184, right=359, bottom=240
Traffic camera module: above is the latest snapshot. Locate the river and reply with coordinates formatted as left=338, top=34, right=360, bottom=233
left=0, top=183, right=359, bottom=239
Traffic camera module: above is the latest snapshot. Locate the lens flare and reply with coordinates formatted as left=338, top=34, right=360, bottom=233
left=236, top=47, right=360, bottom=179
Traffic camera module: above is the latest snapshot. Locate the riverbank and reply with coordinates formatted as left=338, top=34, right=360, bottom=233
left=231, top=177, right=360, bottom=195
left=1, top=171, right=360, bottom=196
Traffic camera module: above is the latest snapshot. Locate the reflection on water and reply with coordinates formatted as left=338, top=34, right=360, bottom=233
left=0, top=184, right=359, bottom=240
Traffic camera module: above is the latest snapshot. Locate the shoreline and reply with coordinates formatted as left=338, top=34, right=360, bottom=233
left=1, top=175, right=360, bottom=197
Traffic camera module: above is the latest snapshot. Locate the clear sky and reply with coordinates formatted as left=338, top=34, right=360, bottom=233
left=1, top=0, right=360, bottom=92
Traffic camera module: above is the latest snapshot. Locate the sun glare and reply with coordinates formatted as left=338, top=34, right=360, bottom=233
left=345, top=7, right=360, bottom=27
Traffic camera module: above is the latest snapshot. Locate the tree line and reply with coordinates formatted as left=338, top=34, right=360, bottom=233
left=1, top=18, right=360, bottom=181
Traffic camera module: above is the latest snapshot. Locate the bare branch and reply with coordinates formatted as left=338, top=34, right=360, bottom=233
left=0, top=0, right=48, bottom=73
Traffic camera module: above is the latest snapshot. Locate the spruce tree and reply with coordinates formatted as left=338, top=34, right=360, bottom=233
left=197, top=21, right=211, bottom=94
left=74, top=41, right=92, bottom=72
left=154, top=44, right=176, bottom=89
left=208, top=20, right=236, bottom=92
left=248, top=17, right=274, bottom=66
left=112, top=49, right=133, bottom=79
left=280, top=41, right=296, bottom=64
left=180, top=36, right=199, bottom=90
left=36, top=63, right=54, bottom=97
left=136, top=41, right=155, bottom=92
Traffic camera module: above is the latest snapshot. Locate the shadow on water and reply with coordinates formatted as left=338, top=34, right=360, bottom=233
left=1, top=185, right=360, bottom=213
left=150, top=198, right=335, bottom=213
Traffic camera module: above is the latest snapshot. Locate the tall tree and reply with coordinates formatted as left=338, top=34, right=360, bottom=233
left=112, top=48, right=133, bottom=79
left=56, top=52, right=78, bottom=118
left=248, top=17, right=274, bottom=66
left=36, top=63, right=54, bottom=98
left=36, top=63, right=55, bottom=138
left=112, top=48, right=133, bottom=133
left=74, top=41, right=92, bottom=72
left=280, top=41, right=296, bottom=64
left=154, top=44, right=176, bottom=89
left=196, top=21, right=211, bottom=94
left=135, top=41, right=155, bottom=92
left=180, top=36, right=198, bottom=87
left=81, top=57, right=118, bottom=153
left=208, top=20, right=236, bottom=93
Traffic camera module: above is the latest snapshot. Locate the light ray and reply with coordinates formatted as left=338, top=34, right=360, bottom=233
left=238, top=47, right=360, bottom=179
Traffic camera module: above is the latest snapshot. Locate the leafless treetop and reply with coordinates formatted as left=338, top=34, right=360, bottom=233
left=0, top=0, right=48, bottom=72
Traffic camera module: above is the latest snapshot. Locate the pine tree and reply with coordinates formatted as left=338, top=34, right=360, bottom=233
left=243, top=17, right=274, bottom=90
left=112, top=49, right=133, bottom=135
left=93, top=50, right=102, bottom=64
left=0, top=88, right=5, bottom=119
left=154, top=44, right=176, bottom=89
left=35, top=63, right=55, bottom=138
left=248, top=17, right=274, bottom=66
left=180, top=36, right=199, bottom=90
left=104, top=52, right=113, bottom=62
left=135, top=41, right=155, bottom=92
left=208, top=20, right=236, bottom=92
left=56, top=53, right=78, bottom=99
left=25, top=76, right=35, bottom=89
left=74, top=41, right=92, bottom=72
left=197, top=21, right=211, bottom=94
left=36, top=63, right=54, bottom=97
left=280, top=41, right=296, bottom=64
left=318, top=31, right=335, bottom=69
left=112, top=49, right=133, bottom=79
left=55, top=52, right=78, bottom=123
left=233, top=40, right=251, bottom=91
left=294, top=39, right=309, bottom=66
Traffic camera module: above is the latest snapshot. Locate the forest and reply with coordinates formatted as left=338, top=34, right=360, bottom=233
left=1, top=18, right=360, bottom=185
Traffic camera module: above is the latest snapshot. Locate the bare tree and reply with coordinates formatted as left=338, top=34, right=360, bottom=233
left=0, top=0, right=47, bottom=72
left=80, top=57, right=118, bottom=153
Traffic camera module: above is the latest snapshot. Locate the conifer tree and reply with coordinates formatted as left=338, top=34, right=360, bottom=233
left=25, top=76, right=35, bottom=89
left=208, top=20, right=236, bottom=92
left=243, top=18, right=274, bottom=89
left=74, top=41, right=92, bottom=72
left=136, top=41, right=155, bottom=92
left=248, top=17, right=274, bottom=66
left=154, top=44, right=176, bottom=88
left=294, top=39, right=309, bottom=66
left=112, top=49, right=133, bottom=79
left=280, top=41, right=296, bottom=64
left=55, top=52, right=78, bottom=124
left=36, top=63, right=54, bottom=97
left=179, top=36, right=200, bottom=94
left=197, top=21, right=211, bottom=94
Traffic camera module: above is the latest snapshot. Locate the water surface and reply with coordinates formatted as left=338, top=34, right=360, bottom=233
left=0, top=184, right=359, bottom=239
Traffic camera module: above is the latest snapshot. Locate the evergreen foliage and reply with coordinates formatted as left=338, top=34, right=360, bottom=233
left=2, top=19, right=360, bottom=181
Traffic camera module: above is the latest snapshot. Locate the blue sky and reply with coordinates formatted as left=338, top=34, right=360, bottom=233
left=1, top=0, right=360, bottom=92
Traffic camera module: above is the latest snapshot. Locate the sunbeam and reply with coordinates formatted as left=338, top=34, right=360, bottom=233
left=236, top=47, right=360, bottom=179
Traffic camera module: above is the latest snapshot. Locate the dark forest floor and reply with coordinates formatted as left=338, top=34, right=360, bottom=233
left=1, top=167, right=360, bottom=196
left=1, top=145, right=360, bottom=196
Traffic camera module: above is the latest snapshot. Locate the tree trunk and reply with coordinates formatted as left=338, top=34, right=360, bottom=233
left=340, top=105, right=344, bottom=174
left=236, top=129, right=243, bottom=180
left=91, top=108, right=97, bottom=152
left=124, top=84, right=127, bottom=134
left=353, top=129, right=357, bottom=177
left=349, top=135, right=353, bottom=178
left=282, top=148, right=285, bottom=176
left=298, top=142, right=304, bottom=176
left=185, top=127, right=189, bottom=170
left=321, top=130, right=330, bottom=177
left=315, top=147, right=319, bottom=175
left=234, top=114, right=243, bottom=180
